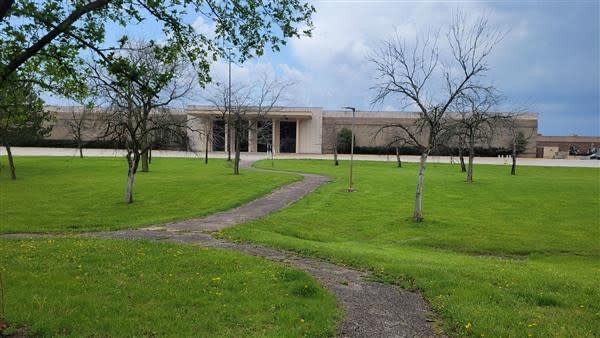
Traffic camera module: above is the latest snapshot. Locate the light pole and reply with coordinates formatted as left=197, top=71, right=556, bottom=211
left=227, top=46, right=232, bottom=161
left=343, top=106, right=356, bottom=192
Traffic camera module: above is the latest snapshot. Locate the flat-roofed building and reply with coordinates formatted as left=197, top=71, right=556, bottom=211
left=536, top=135, right=600, bottom=158
left=185, top=106, right=539, bottom=157
left=39, top=105, right=542, bottom=157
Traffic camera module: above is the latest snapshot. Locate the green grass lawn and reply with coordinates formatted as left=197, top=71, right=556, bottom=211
left=0, top=156, right=299, bottom=233
left=224, top=159, right=600, bottom=337
left=0, top=238, right=339, bottom=336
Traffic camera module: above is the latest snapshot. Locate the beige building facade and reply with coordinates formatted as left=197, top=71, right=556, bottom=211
left=41, top=105, right=541, bottom=156
left=185, top=107, right=540, bottom=157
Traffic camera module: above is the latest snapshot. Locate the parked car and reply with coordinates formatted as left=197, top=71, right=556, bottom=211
left=590, top=153, right=600, bottom=160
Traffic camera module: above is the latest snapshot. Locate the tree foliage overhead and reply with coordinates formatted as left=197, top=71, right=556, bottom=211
left=0, top=0, right=316, bottom=94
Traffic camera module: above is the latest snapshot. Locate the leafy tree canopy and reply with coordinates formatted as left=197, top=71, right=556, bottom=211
left=0, top=0, right=315, bottom=97
left=0, top=73, right=52, bottom=144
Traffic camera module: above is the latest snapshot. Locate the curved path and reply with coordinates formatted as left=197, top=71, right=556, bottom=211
left=4, top=163, right=442, bottom=337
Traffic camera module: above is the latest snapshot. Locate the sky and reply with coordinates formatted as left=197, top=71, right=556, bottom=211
left=50, top=0, right=600, bottom=136
left=208, top=0, right=600, bottom=136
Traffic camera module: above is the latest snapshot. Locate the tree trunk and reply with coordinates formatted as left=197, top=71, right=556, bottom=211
left=466, top=135, right=475, bottom=182
left=78, top=139, right=83, bottom=158
left=511, top=142, right=517, bottom=175
left=395, top=146, right=402, bottom=168
left=334, top=146, right=339, bottom=166
left=458, top=147, right=466, bottom=172
left=148, top=147, right=152, bottom=164
left=5, top=144, right=16, bottom=180
left=141, top=150, right=149, bottom=172
left=413, top=152, right=428, bottom=222
left=333, top=134, right=339, bottom=166
left=125, top=153, right=140, bottom=204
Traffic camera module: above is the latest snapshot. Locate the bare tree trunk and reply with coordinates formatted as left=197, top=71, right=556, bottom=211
left=125, top=153, right=140, bottom=204
left=334, top=145, right=339, bottom=166
left=148, top=147, right=152, bottom=164
left=458, top=147, right=466, bottom=172
left=141, top=150, right=149, bottom=172
left=466, top=134, right=475, bottom=182
left=5, top=144, right=16, bottom=180
left=395, top=146, right=402, bottom=168
left=413, top=152, right=428, bottom=222
left=333, top=132, right=339, bottom=166
left=77, top=134, right=83, bottom=158
left=511, top=142, right=517, bottom=175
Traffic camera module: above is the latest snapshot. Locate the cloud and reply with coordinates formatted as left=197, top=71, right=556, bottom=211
left=186, top=2, right=598, bottom=135
left=280, top=1, right=598, bottom=134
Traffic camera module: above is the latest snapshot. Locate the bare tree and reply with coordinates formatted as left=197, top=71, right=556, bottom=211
left=92, top=41, right=196, bottom=203
left=451, top=88, right=501, bottom=182
left=444, top=130, right=466, bottom=172
left=322, top=121, right=340, bottom=166
left=370, top=13, right=504, bottom=221
left=395, top=145, right=402, bottom=167
left=65, top=103, right=100, bottom=158
left=501, top=112, right=534, bottom=175
left=206, top=73, right=290, bottom=175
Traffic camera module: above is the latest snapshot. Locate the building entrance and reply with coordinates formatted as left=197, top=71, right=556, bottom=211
left=212, top=120, right=225, bottom=151
left=257, top=120, right=273, bottom=152
left=279, top=121, right=296, bottom=153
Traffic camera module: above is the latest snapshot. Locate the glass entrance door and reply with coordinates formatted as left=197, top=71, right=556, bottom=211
left=279, top=121, right=296, bottom=153
left=212, top=120, right=225, bottom=151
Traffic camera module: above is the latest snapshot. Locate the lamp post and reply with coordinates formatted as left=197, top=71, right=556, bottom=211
left=227, top=46, right=232, bottom=161
left=343, top=106, right=356, bottom=192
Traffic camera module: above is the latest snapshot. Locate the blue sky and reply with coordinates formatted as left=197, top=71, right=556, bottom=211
left=54, top=0, right=600, bottom=136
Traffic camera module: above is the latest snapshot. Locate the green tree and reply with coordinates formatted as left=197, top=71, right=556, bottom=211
left=0, top=1, right=315, bottom=94
left=92, top=40, right=194, bottom=203
left=337, top=128, right=353, bottom=154
left=0, top=75, right=52, bottom=180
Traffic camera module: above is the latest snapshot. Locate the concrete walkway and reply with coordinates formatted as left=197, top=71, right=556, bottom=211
left=5, top=146, right=600, bottom=168
left=162, top=173, right=329, bottom=233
